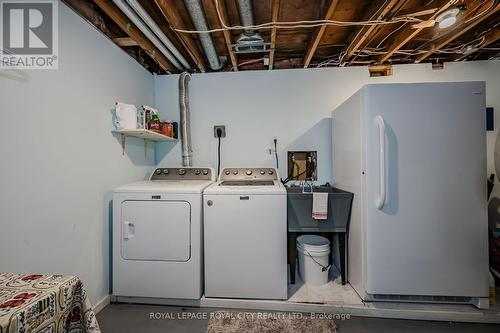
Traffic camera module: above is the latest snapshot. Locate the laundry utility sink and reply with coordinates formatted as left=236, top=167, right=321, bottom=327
left=286, top=186, right=353, bottom=232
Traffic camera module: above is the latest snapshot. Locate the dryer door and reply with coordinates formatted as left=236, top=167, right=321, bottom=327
left=121, top=200, right=191, bottom=262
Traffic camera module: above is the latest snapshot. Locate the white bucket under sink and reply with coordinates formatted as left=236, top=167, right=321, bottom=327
left=297, top=235, right=331, bottom=286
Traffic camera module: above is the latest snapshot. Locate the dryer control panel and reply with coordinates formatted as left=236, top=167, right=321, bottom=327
left=219, top=168, right=278, bottom=181
left=151, top=168, right=214, bottom=181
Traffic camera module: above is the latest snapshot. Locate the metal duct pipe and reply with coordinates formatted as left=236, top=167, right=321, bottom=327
left=111, top=0, right=186, bottom=70
left=125, top=0, right=191, bottom=69
left=184, top=0, right=222, bottom=70
left=179, top=72, right=193, bottom=167
left=236, top=0, right=255, bottom=36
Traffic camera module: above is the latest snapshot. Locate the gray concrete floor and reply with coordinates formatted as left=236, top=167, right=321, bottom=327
left=97, top=303, right=500, bottom=332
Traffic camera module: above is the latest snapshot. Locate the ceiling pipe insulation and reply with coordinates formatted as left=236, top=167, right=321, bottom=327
left=111, top=0, right=188, bottom=71
left=184, top=0, right=222, bottom=70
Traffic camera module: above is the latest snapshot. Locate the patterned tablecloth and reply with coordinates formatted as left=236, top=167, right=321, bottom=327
left=0, top=273, right=100, bottom=333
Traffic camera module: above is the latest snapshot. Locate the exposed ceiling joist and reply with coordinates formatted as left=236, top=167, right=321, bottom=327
left=395, top=6, right=439, bottom=18
left=113, top=37, right=138, bottom=47
left=93, top=0, right=175, bottom=72
left=68, top=0, right=498, bottom=72
left=155, top=0, right=207, bottom=72
left=454, top=27, right=500, bottom=61
left=415, top=0, right=500, bottom=63
left=269, top=0, right=281, bottom=70
left=344, top=0, right=401, bottom=63
left=214, top=0, right=238, bottom=71
left=303, top=0, right=340, bottom=68
left=376, top=0, right=456, bottom=64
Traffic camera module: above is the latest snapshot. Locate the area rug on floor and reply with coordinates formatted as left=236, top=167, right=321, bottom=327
left=206, top=311, right=336, bottom=333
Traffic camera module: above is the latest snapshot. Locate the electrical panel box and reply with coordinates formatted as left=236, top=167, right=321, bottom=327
left=287, top=151, right=317, bottom=181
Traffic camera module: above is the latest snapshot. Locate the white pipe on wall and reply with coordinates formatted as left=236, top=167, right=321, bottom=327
left=125, top=0, right=191, bottom=70
left=111, top=0, right=186, bottom=70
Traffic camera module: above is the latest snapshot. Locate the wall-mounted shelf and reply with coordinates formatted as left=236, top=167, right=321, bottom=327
left=114, top=129, right=177, bottom=141
left=113, top=129, right=177, bottom=156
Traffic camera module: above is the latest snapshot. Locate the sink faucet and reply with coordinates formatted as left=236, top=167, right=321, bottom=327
left=301, top=179, right=314, bottom=194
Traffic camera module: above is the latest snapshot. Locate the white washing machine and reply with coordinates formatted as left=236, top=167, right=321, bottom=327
left=113, top=167, right=215, bottom=300
left=203, top=168, right=287, bottom=299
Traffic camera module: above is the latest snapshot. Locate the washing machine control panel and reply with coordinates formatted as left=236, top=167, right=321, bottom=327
left=219, top=168, right=278, bottom=181
left=151, top=168, right=213, bottom=181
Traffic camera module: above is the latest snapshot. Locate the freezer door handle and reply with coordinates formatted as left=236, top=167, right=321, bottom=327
left=375, top=115, right=386, bottom=210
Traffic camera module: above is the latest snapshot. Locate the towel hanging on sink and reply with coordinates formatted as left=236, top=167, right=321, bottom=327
left=312, top=192, right=328, bottom=220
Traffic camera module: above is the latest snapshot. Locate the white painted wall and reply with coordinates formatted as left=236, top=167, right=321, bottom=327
left=0, top=2, right=498, bottom=306
left=155, top=61, right=500, bottom=185
left=0, top=3, right=155, bottom=304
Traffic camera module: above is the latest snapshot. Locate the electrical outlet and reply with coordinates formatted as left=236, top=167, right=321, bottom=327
left=214, top=125, right=226, bottom=138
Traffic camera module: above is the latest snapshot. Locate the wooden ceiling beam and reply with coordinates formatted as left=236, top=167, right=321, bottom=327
left=155, top=0, right=207, bottom=72
left=395, top=6, right=438, bottom=18
left=415, top=0, right=500, bottom=63
left=214, top=0, right=238, bottom=71
left=113, top=37, right=138, bottom=47
left=269, top=0, right=280, bottom=70
left=376, top=0, right=456, bottom=64
left=344, top=0, right=401, bottom=63
left=93, top=0, right=175, bottom=72
left=303, top=0, right=340, bottom=68
left=453, top=27, right=500, bottom=61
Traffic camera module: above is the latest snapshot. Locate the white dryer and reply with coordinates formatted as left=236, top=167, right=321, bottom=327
left=203, top=168, right=287, bottom=299
left=113, top=167, right=215, bottom=300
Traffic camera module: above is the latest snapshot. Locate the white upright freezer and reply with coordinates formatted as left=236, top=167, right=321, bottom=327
left=332, top=82, right=489, bottom=308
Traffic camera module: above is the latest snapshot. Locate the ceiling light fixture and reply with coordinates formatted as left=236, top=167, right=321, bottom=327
left=436, top=8, right=460, bottom=29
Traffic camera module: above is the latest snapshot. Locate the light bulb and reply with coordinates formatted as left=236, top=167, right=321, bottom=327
left=438, top=16, right=457, bottom=29
left=436, top=8, right=460, bottom=29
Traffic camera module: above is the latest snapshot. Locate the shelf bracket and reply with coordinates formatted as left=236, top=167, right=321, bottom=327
left=144, top=139, right=148, bottom=159
left=121, top=134, right=126, bottom=155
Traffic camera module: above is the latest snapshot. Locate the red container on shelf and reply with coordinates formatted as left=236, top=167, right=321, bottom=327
left=162, top=122, right=173, bottom=137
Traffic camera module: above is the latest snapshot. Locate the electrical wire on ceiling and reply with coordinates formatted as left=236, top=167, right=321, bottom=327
left=329, top=0, right=497, bottom=66
left=342, top=0, right=464, bottom=65
left=397, top=0, right=498, bottom=63
left=375, top=22, right=408, bottom=49
left=434, top=36, right=486, bottom=53
left=168, top=0, right=496, bottom=66
left=463, top=0, right=498, bottom=24
left=315, top=32, right=490, bottom=67
left=230, top=57, right=265, bottom=71
left=171, top=0, right=427, bottom=35
left=316, top=51, right=347, bottom=67
left=341, top=0, right=393, bottom=66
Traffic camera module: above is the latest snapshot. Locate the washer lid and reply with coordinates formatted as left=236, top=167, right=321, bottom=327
left=114, top=180, right=215, bottom=194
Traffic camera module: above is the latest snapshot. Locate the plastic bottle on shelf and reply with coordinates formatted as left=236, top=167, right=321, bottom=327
left=148, top=114, right=161, bottom=133
left=137, top=108, right=145, bottom=129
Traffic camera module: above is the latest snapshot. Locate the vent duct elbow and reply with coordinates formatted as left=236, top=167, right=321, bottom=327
left=179, top=72, right=193, bottom=167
